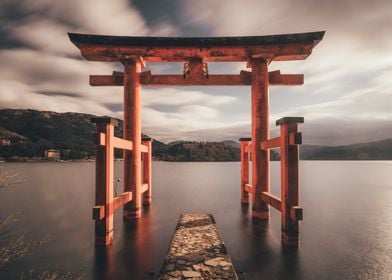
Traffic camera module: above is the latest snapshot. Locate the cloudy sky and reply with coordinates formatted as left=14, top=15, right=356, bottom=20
left=1, top=0, right=391, bottom=145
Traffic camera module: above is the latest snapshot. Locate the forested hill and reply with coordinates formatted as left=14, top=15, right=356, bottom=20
left=0, top=109, right=391, bottom=161
left=300, top=139, right=392, bottom=160
left=0, top=109, right=246, bottom=161
left=0, top=109, right=160, bottom=160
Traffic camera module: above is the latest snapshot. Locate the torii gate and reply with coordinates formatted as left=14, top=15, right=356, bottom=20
left=69, top=31, right=324, bottom=248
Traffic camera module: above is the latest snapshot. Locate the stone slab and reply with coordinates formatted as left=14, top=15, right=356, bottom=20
left=158, top=214, right=238, bottom=280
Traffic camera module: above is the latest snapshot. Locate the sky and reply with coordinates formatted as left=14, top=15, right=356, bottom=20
left=0, top=0, right=391, bottom=145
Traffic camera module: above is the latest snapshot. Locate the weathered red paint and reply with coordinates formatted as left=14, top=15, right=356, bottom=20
left=91, top=118, right=115, bottom=246
left=142, top=138, right=152, bottom=205
left=279, top=118, right=303, bottom=247
left=239, top=139, right=250, bottom=204
left=72, top=32, right=324, bottom=248
left=250, top=58, right=270, bottom=220
left=89, top=70, right=303, bottom=87
left=73, top=42, right=318, bottom=62
left=123, top=61, right=142, bottom=220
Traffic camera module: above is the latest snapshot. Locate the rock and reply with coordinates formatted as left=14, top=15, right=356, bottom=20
left=165, top=264, right=175, bottom=271
left=182, top=270, right=201, bottom=278
left=168, top=271, right=181, bottom=278
left=158, top=214, right=239, bottom=279
left=189, top=254, right=204, bottom=263
left=219, top=260, right=232, bottom=267
left=205, top=257, right=225, bottom=267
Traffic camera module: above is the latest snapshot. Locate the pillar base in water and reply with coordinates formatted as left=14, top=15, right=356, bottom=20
left=95, top=231, right=113, bottom=247
left=282, top=232, right=300, bottom=248
left=241, top=197, right=249, bottom=204
left=252, top=209, right=269, bottom=220
left=123, top=209, right=142, bottom=220
left=143, top=196, right=152, bottom=205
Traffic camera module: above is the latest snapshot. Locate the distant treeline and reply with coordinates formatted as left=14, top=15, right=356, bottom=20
left=0, top=109, right=247, bottom=161
left=152, top=141, right=279, bottom=161
left=0, top=109, right=391, bottom=161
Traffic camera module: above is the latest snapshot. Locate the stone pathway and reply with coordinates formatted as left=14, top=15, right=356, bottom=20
left=158, top=214, right=238, bottom=280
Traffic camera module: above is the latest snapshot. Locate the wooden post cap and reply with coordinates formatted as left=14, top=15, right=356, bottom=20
left=239, top=137, right=252, bottom=142
left=276, top=117, right=304, bottom=126
left=91, top=117, right=118, bottom=126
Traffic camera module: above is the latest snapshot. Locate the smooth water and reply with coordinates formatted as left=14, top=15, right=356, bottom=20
left=0, top=161, right=391, bottom=279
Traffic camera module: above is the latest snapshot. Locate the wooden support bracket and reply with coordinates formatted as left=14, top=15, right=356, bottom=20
left=141, top=144, right=149, bottom=153
left=244, top=184, right=255, bottom=194
left=261, top=192, right=282, bottom=211
left=268, top=70, right=304, bottom=85
left=141, top=183, right=148, bottom=193
left=289, top=132, right=302, bottom=145
left=93, top=206, right=105, bottom=220
left=290, top=206, right=303, bottom=221
left=93, top=132, right=106, bottom=146
left=93, top=191, right=133, bottom=221
left=119, top=55, right=146, bottom=68
left=260, top=137, right=281, bottom=150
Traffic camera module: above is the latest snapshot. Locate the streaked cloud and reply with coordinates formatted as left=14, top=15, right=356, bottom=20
left=0, top=0, right=391, bottom=145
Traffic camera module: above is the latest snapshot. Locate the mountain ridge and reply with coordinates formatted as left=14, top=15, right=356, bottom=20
left=0, top=109, right=391, bottom=161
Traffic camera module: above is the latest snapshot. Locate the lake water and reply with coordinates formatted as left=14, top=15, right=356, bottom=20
left=0, top=161, right=391, bottom=279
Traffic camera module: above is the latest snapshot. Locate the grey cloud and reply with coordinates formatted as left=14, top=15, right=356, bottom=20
left=37, top=90, right=83, bottom=98
left=300, top=118, right=392, bottom=146
left=103, top=102, right=123, bottom=113
left=1, top=0, right=391, bottom=145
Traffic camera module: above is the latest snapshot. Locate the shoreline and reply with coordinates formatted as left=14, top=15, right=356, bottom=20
left=1, top=158, right=392, bottom=163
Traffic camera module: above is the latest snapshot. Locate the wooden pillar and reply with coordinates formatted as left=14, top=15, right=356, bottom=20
left=91, top=117, right=117, bottom=246
left=123, top=60, right=142, bottom=219
left=142, top=137, right=152, bottom=205
left=277, top=117, right=304, bottom=247
left=239, top=137, right=251, bottom=204
left=250, top=58, right=270, bottom=219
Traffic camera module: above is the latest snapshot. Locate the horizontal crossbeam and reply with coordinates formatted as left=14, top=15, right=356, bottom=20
left=261, top=191, right=282, bottom=211
left=260, top=137, right=281, bottom=150
left=89, top=70, right=303, bottom=87
left=95, top=132, right=133, bottom=151
left=113, top=191, right=133, bottom=212
left=92, top=191, right=133, bottom=221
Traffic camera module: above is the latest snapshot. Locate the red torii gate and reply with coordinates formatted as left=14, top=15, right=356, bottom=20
left=69, top=31, right=324, bottom=248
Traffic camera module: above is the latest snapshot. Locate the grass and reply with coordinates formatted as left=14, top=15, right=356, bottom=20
left=0, top=169, right=24, bottom=188
left=0, top=167, right=85, bottom=279
left=18, top=270, right=84, bottom=280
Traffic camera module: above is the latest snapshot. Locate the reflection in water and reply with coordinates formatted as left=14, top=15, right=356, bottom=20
left=120, top=207, right=155, bottom=279
left=279, top=248, right=301, bottom=279
left=0, top=161, right=391, bottom=279
left=93, top=246, right=114, bottom=280
left=93, top=207, right=156, bottom=279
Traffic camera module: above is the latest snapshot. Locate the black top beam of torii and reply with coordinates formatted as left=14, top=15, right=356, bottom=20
left=68, top=31, right=325, bottom=87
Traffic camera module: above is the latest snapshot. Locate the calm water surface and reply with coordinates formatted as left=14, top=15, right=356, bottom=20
left=0, top=161, right=391, bottom=279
